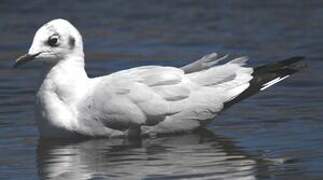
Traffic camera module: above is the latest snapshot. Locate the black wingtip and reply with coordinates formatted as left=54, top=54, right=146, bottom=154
left=276, top=56, right=305, bottom=67
left=282, top=56, right=305, bottom=62
left=255, top=56, right=306, bottom=74
left=223, top=56, right=306, bottom=110
left=282, top=56, right=307, bottom=70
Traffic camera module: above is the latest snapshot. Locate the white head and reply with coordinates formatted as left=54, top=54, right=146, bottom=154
left=14, top=19, right=84, bottom=67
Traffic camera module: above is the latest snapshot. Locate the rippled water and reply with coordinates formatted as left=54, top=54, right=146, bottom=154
left=37, top=131, right=260, bottom=180
left=1, top=1, right=323, bottom=179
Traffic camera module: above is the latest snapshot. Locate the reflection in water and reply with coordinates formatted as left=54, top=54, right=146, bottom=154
left=37, top=130, right=265, bottom=180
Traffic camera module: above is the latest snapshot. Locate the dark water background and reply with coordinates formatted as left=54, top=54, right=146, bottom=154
left=0, top=1, right=322, bottom=179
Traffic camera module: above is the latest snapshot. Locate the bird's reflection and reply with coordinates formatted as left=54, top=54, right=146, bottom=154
left=37, top=129, right=264, bottom=180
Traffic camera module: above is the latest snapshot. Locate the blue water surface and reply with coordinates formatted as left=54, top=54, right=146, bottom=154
left=0, top=1, right=322, bottom=179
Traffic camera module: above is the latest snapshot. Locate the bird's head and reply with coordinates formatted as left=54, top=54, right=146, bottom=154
left=14, top=19, right=84, bottom=68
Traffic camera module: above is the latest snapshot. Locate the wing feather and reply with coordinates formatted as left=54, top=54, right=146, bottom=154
left=87, top=66, right=190, bottom=130
left=82, top=55, right=254, bottom=135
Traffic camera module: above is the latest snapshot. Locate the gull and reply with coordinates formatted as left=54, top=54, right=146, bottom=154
left=14, top=19, right=304, bottom=138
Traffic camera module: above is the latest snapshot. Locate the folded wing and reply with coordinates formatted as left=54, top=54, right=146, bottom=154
left=81, top=55, right=254, bottom=135
left=82, top=66, right=191, bottom=131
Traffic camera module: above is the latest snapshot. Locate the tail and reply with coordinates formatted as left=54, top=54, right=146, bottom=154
left=224, top=56, right=306, bottom=109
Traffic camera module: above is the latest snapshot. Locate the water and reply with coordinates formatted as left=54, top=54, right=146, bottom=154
left=1, top=1, right=323, bottom=179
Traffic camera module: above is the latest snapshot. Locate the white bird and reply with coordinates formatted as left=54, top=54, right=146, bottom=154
left=14, top=19, right=304, bottom=138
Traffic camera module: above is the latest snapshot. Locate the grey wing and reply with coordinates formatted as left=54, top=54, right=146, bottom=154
left=181, top=53, right=228, bottom=73
left=81, top=56, right=254, bottom=136
left=83, top=66, right=192, bottom=132
left=143, top=55, right=254, bottom=135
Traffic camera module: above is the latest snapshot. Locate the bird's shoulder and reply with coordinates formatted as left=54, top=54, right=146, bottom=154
left=110, top=65, right=185, bottom=86
left=91, top=65, right=191, bottom=103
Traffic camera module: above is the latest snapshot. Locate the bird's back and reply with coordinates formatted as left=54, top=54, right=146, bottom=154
left=77, top=57, right=253, bottom=136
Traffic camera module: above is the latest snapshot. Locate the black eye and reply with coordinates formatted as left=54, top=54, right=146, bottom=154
left=47, top=36, right=59, bottom=47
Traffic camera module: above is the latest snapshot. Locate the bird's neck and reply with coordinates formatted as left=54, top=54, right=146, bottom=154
left=35, top=57, right=90, bottom=136
left=38, top=57, right=89, bottom=104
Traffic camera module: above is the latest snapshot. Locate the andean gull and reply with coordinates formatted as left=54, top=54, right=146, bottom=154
left=14, top=19, right=304, bottom=138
